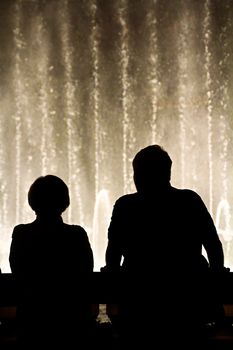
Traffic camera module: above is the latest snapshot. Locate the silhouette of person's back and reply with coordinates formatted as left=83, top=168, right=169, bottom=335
left=9, top=175, right=94, bottom=348
left=104, top=145, right=226, bottom=349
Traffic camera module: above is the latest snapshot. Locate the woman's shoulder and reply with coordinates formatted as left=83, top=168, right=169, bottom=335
left=11, top=222, right=36, bottom=240
left=12, top=222, right=35, bottom=232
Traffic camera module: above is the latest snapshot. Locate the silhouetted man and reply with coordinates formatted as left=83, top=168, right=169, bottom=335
left=104, top=145, right=225, bottom=349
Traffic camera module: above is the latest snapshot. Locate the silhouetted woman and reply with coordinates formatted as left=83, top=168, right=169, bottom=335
left=9, top=175, right=94, bottom=348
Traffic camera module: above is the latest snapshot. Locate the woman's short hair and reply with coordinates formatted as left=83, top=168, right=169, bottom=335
left=28, top=175, right=70, bottom=214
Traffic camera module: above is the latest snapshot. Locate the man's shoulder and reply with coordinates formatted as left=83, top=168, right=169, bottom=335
left=115, top=193, right=138, bottom=205
left=172, top=187, right=201, bottom=199
left=171, top=187, right=205, bottom=209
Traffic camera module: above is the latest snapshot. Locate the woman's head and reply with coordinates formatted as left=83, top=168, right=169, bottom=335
left=28, top=175, right=70, bottom=215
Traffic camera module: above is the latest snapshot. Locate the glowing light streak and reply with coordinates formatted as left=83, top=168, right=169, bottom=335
left=147, top=10, right=159, bottom=144
left=118, top=1, right=132, bottom=194
left=203, top=0, right=213, bottom=215
left=90, top=0, right=101, bottom=198
left=177, top=14, right=189, bottom=188
left=59, top=0, right=82, bottom=223
left=13, top=1, right=24, bottom=224
left=218, top=10, right=231, bottom=229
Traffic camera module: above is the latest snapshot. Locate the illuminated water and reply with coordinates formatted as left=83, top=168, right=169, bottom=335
left=0, top=0, right=233, bottom=271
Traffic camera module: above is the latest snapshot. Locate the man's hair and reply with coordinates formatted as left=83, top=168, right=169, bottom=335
left=28, top=175, right=70, bottom=214
left=132, top=145, right=172, bottom=190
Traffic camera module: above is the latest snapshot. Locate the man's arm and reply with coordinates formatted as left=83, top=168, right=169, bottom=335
left=195, top=194, right=225, bottom=271
left=105, top=200, right=124, bottom=271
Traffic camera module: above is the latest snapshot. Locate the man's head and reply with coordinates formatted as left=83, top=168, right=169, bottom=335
left=132, top=145, right=172, bottom=193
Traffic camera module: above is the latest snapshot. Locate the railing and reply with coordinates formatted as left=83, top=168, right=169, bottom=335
left=1, top=272, right=233, bottom=348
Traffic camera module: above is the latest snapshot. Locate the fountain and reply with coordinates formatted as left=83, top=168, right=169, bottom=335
left=0, top=0, right=232, bottom=271
left=92, top=189, right=112, bottom=271
left=216, top=199, right=233, bottom=266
